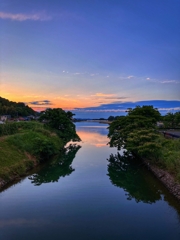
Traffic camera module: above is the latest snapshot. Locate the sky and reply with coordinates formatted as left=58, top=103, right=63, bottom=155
left=0, top=0, right=180, bottom=118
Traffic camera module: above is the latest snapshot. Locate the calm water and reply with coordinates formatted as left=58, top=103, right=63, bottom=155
left=0, top=122, right=180, bottom=240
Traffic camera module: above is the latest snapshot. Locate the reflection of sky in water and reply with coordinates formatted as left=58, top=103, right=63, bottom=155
left=76, top=123, right=109, bottom=148
left=75, top=122, right=109, bottom=136
left=77, top=130, right=109, bottom=148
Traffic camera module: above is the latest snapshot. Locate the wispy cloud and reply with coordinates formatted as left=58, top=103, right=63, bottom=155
left=29, top=100, right=53, bottom=105
left=91, top=93, right=128, bottom=100
left=73, top=72, right=85, bottom=75
left=146, top=77, right=180, bottom=84
left=127, top=75, right=134, bottom=79
left=160, top=80, right=179, bottom=84
left=158, top=107, right=180, bottom=111
left=0, top=11, right=52, bottom=21
left=92, top=93, right=115, bottom=97
left=118, top=75, right=136, bottom=80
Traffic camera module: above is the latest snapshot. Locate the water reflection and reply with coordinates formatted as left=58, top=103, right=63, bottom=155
left=77, top=130, right=109, bottom=147
left=28, top=144, right=81, bottom=185
left=76, top=122, right=108, bottom=136
left=107, top=152, right=162, bottom=203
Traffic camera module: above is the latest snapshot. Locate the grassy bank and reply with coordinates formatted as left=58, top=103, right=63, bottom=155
left=155, top=136, right=180, bottom=182
left=126, top=133, right=180, bottom=183
left=0, top=122, right=64, bottom=183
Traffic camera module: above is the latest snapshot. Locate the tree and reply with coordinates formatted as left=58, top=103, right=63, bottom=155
left=127, top=105, right=161, bottom=123
left=0, top=97, right=36, bottom=117
left=108, top=106, right=162, bottom=161
left=39, top=108, right=80, bottom=142
left=175, top=112, right=180, bottom=127
left=108, top=116, right=115, bottom=121
left=162, top=112, right=180, bottom=128
left=126, top=129, right=161, bottom=161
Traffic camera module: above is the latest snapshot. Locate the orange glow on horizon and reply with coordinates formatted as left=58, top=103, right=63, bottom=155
left=0, top=91, right=115, bottom=112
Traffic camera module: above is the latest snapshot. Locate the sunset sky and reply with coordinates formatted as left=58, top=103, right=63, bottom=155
left=0, top=0, right=180, bottom=118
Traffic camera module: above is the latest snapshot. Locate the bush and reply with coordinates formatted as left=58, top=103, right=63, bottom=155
left=160, top=139, right=180, bottom=178
left=7, top=130, right=63, bottom=162
left=0, top=123, right=18, bottom=136
left=33, top=137, right=58, bottom=160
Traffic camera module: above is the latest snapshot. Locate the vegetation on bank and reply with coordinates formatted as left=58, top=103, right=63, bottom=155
left=0, top=108, right=80, bottom=184
left=0, top=122, right=63, bottom=181
left=108, top=110, right=180, bottom=129
left=108, top=106, right=180, bottom=182
left=0, top=96, right=36, bottom=117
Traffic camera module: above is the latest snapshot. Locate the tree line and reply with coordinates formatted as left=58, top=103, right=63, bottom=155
left=0, top=97, right=36, bottom=117
left=108, top=109, right=180, bottom=128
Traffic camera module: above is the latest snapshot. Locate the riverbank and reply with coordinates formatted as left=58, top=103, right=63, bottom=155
left=143, top=159, right=180, bottom=201
left=0, top=122, right=64, bottom=190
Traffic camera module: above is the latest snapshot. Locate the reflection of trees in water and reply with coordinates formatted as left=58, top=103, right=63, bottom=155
left=29, top=144, right=81, bottom=186
left=107, top=152, right=162, bottom=203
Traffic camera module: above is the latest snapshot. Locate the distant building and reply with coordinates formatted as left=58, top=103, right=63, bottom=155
left=0, top=115, right=11, bottom=122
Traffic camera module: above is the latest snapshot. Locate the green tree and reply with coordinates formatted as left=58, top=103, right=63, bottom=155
left=39, top=108, right=80, bottom=142
left=108, top=116, right=115, bottom=121
left=175, top=112, right=180, bottom=127
left=126, top=129, right=161, bottom=161
left=127, top=105, right=161, bottom=123
left=108, top=106, right=162, bottom=161
left=0, top=97, right=35, bottom=117
left=163, top=112, right=180, bottom=128
left=163, top=113, right=175, bottom=128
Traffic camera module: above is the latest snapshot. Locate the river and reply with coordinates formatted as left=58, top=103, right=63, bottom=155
left=0, top=122, right=180, bottom=240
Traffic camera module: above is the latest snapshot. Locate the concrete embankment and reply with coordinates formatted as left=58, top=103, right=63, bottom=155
left=0, top=179, right=7, bottom=189
left=144, top=160, right=180, bottom=201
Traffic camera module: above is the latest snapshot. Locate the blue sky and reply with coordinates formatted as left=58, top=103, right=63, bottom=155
left=0, top=0, right=180, bottom=118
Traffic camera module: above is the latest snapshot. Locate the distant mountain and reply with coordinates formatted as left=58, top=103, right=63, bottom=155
left=0, top=97, right=36, bottom=117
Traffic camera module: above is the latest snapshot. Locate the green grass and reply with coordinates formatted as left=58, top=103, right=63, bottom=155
left=0, top=139, right=33, bottom=180
left=160, top=138, right=180, bottom=182
left=0, top=122, right=64, bottom=181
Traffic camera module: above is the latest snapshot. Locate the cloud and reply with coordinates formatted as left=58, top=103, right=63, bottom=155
left=90, top=93, right=128, bottom=100
left=92, top=93, right=115, bottom=97
left=29, top=100, right=53, bottom=105
left=90, top=73, right=99, bottom=77
left=146, top=78, right=180, bottom=84
left=0, top=11, right=52, bottom=21
left=73, top=72, right=85, bottom=75
left=160, top=80, right=179, bottom=84
left=127, top=75, right=134, bottom=79
left=72, top=100, right=180, bottom=118
left=104, top=97, right=128, bottom=100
